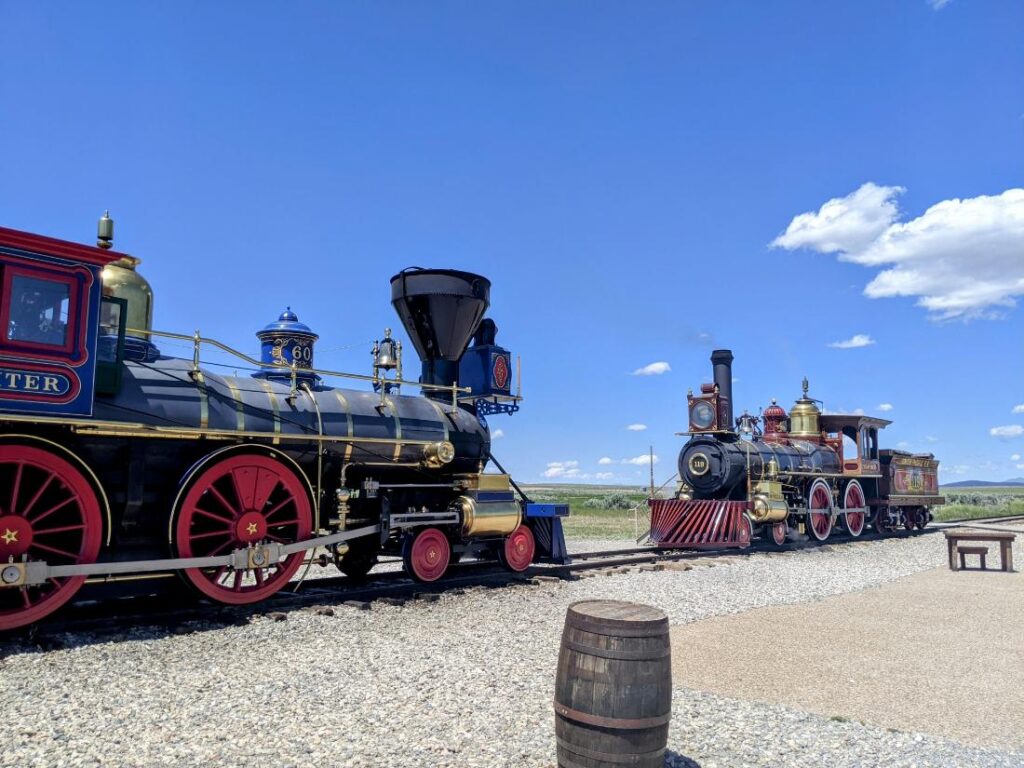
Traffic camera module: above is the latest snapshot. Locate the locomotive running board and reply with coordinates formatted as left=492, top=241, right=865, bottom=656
left=648, top=499, right=752, bottom=549
left=1, top=524, right=382, bottom=588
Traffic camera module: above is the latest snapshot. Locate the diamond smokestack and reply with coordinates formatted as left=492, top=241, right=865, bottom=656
left=390, top=268, right=490, bottom=394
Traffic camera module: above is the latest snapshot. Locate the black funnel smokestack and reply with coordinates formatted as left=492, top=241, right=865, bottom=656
left=390, top=268, right=490, bottom=393
left=710, top=349, right=734, bottom=431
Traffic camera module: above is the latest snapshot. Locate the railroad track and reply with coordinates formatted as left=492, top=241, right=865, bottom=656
left=6, top=514, right=1022, bottom=647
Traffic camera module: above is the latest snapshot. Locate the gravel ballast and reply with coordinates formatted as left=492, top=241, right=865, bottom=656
left=2, top=529, right=1022, bottom=767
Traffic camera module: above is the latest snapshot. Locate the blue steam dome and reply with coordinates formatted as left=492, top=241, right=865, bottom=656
left=254, top=307, right=319, bottom=382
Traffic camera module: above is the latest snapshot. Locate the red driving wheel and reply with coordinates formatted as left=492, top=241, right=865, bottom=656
left=403, top=527, right=451, bottom=582
left=174, top=453, right=312, bottom=605
left=499, top=524, right=535, bottom=572
left=807, top=479, right=833, bottom=542
left=0, top=444, right=103, bottom=631
left=842, top=481, right=866, bottom=538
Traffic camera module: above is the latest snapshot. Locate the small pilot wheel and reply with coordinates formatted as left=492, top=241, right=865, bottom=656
left=498, top=524, right=536, bottom=572
left=916, top=508, right=929, bottom=530
left=174, top=453, right=313, bottom=605
left=402, top=527, right=451, bottom=582
left=736, top=514, right=752, bottom=549
left=0, top=445, right=103, bottom=631
left=769, top=521, right=787, bottom=547
left=842, top=481, right=866, bottom=538
left=904, top=507, right=919, bottom=531
left=807, top=480, right=833, bottom=542
left=338, top=540, right=379, bottom=581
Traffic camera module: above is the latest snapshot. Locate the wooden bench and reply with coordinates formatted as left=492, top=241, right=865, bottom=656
left=944, top=529, right=1016, bottom=572
left=956, top=545, right=989, bottom=570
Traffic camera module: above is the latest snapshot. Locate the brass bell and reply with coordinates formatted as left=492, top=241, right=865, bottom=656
left=375, top=329, right=398, bottom=370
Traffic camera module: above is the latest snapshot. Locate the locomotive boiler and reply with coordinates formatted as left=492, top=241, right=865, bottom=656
left=649, top=349, right=944, bottom=549
left=0, top=217, right=567, bottom=631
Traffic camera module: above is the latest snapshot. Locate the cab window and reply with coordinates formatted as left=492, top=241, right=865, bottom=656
left=7, top=274, right=71, bottom=347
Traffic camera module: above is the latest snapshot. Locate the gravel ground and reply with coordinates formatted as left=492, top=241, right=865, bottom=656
left=2, top=529, right=1021, bottom=767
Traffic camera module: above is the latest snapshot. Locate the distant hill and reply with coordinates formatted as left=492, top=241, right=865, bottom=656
left=942, top=479, right=1024, bottom=488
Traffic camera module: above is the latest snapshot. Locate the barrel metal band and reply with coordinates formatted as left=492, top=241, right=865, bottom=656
left=556, top=735, right=666, bottom=764
left=553, top=701, right=671, bottom=730
left=563, top=638, right=670, bottom=661
left=567, top=616, right=669, bottom=638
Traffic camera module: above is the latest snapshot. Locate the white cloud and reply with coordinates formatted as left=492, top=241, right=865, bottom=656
left=622, top=454, right=660, bottom=466
left=1012, top=454, right=1021, bottom=461
left=925, top=436, right=939, bottom=443
left=828, top=334, right=875, bottom=349
left=773, top=184, right=1024, bottom=320
left=632, top=361, right=671, bottom=376
left=598, top=456, right=614, bottom=465
left=878, top=403, right=893, bottom=412
left=948, top=464, right=970, bottom=475
left=595, top=472, right=614, bottom=480
left=928, top=0, right=952, bottom=9
left=626, top=423, right=647, bottom=431
left=543, top=460, right=581, bottom=479
left=896, top=441, right=911, bottom=449
left=991, top=425, right=1024, bottom=439
left=491, top=429, right=505, bottom=440
left=1013, top=404, right=1024, bottom=414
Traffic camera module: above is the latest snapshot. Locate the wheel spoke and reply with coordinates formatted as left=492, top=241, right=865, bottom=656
left=33, top=523, right=86, bottom=536
left=19, top=472, right=55, bottom=520
left=193, top=507, right=234, bottom=525
left=263, top=496, right=294, bottom=520
left=232, top=571, right=243, bottom=592
left=253, top=568, right=265, bottom=587
left=207, top=484, right=239, bottom=518
left=30, top=541, right=78, bottom=560
left=28, top=494, right=77, bottom=525
left=267, top=518, right=300, bottom=528
left=189, top=528, right=233, bottom=541
left=10, top=461, right=24, bottom=516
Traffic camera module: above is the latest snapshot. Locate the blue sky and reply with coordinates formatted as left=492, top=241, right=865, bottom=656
left=1, top=1, right=1022, bottom=484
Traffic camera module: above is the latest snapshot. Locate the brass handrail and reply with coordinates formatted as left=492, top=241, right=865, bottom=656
left=128, top=326, right=471, bottom=405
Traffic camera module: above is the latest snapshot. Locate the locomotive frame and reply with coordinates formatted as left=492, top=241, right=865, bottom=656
left=0, top=219, right=568, bottom=631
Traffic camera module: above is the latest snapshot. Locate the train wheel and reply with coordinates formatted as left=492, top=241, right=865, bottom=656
left=0, top=445, right=103, bottom=631
left=498, top=525, right=535, bottom=572
left=737, top=514, right=752, bottom=549
left=768, top=521, right=787, bottom=547
left=874, top=507, right=890, bottom=534
left=402, top=527, right=451, bottom=582
left=904, top=507, right=921, bottom=531
left=806, top=479, right=833, bottom=542
left=841, top=481, right=866, bottom=537
left=916, top=508, right=930, bottom=530
left=174, top=453, right=313, bottom=605
left=338, top=541, right=379, bottom=581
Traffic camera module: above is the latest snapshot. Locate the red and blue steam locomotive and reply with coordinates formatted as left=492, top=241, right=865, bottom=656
left=649, top=350, right=944, bottom=549
left=0, top=217, right=567, bottom=631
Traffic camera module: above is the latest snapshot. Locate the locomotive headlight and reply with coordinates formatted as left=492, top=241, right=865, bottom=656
left=751, top=495, right=770, bottom=521
left=422, top=440, right=455, bottom=468
left=690, top=401, right=715, bottom=430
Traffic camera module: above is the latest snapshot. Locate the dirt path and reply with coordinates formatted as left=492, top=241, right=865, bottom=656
left=671, top=566, right=1024, bottom=749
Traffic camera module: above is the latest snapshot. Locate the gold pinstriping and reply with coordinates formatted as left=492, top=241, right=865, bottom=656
left=333, top=389, right=354, bottom=462
left=224, top=379, right=246, bottom=432
left=193, top=372, right=209, bottom=430
left=426, top=398, right=450, bottom=443
left=258, top=379, right=281, bottom=445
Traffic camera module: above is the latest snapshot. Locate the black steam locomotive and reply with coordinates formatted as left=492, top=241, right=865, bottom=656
left=650, top=350, right=944, bottom=548
left=0, top=217, right=566, bottom=631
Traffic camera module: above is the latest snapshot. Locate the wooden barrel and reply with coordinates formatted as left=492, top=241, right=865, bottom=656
left=554, top=600, right=671, bottom=768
